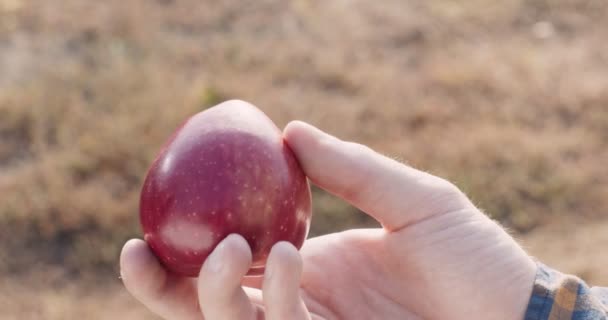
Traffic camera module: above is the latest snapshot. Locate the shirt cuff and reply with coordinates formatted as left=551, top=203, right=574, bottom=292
left=524, top=262, right=607, bottom=320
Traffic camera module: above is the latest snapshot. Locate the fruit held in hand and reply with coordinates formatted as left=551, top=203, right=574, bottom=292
left=139, top=100, right=312, bottom=277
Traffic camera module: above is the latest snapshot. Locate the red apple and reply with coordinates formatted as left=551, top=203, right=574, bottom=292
left=139, top=100, right=312, bottom=277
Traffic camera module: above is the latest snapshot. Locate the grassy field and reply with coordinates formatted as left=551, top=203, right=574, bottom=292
left=1, top=0, right=607, bottom=318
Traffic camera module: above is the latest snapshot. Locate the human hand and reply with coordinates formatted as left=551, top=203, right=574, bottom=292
left=120, top=120, right=537, bottom=320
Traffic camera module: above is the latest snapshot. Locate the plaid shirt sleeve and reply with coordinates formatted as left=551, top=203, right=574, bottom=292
left=525, top=262, right=608, bottom=320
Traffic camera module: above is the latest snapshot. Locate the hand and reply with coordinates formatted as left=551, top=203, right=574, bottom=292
left=120, top=121, right=537, bottom=320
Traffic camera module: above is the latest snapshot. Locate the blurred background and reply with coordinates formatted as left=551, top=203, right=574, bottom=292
left=0, top=0, right=607, bottom=319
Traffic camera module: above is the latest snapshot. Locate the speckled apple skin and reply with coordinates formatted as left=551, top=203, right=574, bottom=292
left=140, top=101, right=312, bottom=277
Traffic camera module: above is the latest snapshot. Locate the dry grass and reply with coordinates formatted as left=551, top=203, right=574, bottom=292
left=0, top=269, right=159, bottom=320
left=1, top=0, right=607, bottom=318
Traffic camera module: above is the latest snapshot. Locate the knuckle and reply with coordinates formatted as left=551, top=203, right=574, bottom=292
left=434, top=178, right=462, bottom=196
left=432, top=178, right=473, bottom=209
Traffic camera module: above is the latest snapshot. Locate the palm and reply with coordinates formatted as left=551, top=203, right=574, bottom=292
left=298, top=229, right=422, bottom=319
left=299, top=206, right=534, bottom=320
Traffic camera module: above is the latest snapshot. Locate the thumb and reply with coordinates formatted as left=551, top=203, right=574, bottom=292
left=283, top=121, right=472, bottom=231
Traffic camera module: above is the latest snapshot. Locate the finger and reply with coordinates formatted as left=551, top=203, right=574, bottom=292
left=198, top=234, right=259, bottom=320
left=120, top=239, right=201, bottom=320
left=263, top=242, right=311, bottom=320
left=283, top=121, right=473, bottom=231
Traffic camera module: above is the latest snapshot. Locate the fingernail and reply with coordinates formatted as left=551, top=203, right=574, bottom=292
left=206, top=242, right=225, bottom=273
left=264, top=243, right=283, bottom=280
left=265, top=262, right=274, bottom=280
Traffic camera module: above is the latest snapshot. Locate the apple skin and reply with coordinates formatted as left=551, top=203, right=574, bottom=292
left=139, top=100, right=312, bottom=277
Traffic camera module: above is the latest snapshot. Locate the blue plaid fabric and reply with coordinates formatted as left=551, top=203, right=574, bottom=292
left=525, top=262, right=607, bottom=319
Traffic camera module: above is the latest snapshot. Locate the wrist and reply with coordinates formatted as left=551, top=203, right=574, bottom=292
left=486, top=249, right=538, bottom=320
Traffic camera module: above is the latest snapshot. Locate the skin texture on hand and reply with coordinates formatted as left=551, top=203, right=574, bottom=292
left=120, top=117, right=537, bottom=320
